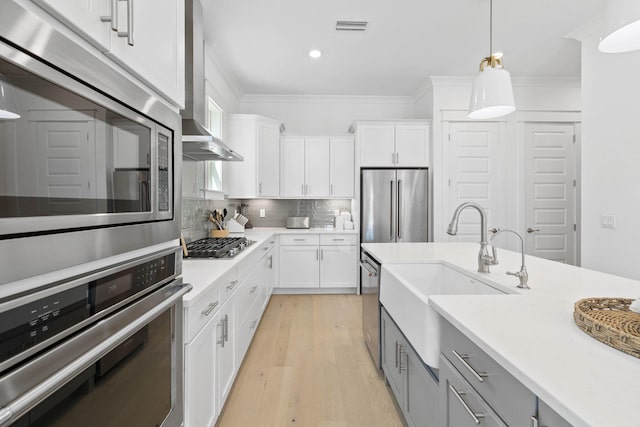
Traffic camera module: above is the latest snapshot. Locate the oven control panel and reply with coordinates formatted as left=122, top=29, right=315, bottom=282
left=0, top=252, right=177, bottom=369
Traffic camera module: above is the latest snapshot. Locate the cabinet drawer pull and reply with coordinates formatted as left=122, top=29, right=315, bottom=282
left=201, top=301, right=219, bottom=316
left=449, top=385, right=484, bottom=425
left=263, top=247, right=269, bottom=251
left=226, top=280, right=239, bottom=290
left=452, top=350, right=488, bottom=382
left=293, top=238, right=305, bottom=241
left=249, top=286, right=258, bottom=293
left=332, top=238, right=345, bottom=241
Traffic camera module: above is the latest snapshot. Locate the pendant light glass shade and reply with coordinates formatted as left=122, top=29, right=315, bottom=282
left=598, top=0, right=640, bottom=53
left=469, top=65, right=515, bottom=119
left=468, top=0, right=515, bottom=120
left=0, top=75, right=20, bottom=119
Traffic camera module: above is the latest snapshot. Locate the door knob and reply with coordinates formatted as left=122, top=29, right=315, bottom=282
left=527, top=228, right=540, bottom=233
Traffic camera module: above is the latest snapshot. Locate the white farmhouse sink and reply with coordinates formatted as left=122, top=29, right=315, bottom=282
left=380, top=263, right=508, bottom=369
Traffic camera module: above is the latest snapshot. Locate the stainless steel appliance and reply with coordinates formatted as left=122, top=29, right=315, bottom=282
left=360, top=168, right=429, bottom=368
left=0, top=248, right=191, bottom=427
left=360, top=168, right=429, bottom=244
left=359, top=252, right=381, bottom=368
left=181, top=0, right=243, bottom=162
left=286, top=217, right=310, bottom=229
left=0, top=3, right=181, bottom=287
left=185, top=237, right=256, bottom=258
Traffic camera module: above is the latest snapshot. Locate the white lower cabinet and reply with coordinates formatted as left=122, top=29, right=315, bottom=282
left=184, top=238, right=275, bottom=426
left=278, top=234, right=357, bottom=291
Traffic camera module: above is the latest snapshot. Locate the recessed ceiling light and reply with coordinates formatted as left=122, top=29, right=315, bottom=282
left=309, top=49, right=322, bottom=59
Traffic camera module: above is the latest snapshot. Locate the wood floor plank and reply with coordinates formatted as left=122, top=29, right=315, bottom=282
left=216, top=295, right=403, bottom=427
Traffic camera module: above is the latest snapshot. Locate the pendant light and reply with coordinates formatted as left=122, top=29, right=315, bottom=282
left=468, top=0, right=515, bottom=120
left=598, top=0, right=640, bottom=53
left=0, top=74, right=20, bottom=119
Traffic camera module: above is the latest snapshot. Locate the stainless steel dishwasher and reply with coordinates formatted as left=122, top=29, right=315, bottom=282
left=360, top=251, right=381, bottom=369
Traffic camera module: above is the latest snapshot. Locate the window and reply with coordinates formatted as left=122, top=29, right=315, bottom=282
left=205, top=98, right=223, bottom=194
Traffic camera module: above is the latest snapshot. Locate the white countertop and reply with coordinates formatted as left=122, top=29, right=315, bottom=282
left=182, top=227, right=359, bottom=304
left=362, top=242, right=640, bottom=427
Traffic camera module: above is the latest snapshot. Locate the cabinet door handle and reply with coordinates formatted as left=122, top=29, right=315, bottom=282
left=301, top=184, right=305, bottom=195
left=316, top=248, right=319, bottom=260
left=394, top=341, right=399, bottom=368
left=100, top=0, right=118, bottom=31
left=320, top=249, right=324, bottom=260
left=117, top=0, right=134, bottom=46
left=259, top=182, right=262, bottom=194
left=268, top=255, right=273, bottom=269
left=227, top=280, right=239, bottom=290
left=397, top=345, right=407, bottom=374
left=449, top=385, right=484, bottom=425
left=452, top=350, right=488, bottom=382
left=330, top=184, right=333, bottom=195
left=201, top=301, right=219, bottom=316
left=249, top=286, right=258, bottom=293
left=217, top=319, right=225, bottom=347
left=250, top=319, right=258, bottom=330
left=223, top=314, right=229, bottom=342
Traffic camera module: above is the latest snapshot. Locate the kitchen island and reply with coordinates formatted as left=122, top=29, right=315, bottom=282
left=362, top=242, right=640, bottom=427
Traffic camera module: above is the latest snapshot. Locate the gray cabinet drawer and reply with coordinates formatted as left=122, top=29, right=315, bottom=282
left=441, top=321, right=536, bottom=427
left=440, top=356, right=507, bottom=427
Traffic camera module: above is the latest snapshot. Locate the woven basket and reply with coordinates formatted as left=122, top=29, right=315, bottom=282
left=573, top=298, right=640, bottom=359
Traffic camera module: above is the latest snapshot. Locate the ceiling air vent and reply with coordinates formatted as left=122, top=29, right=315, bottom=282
left=336, top=20, right=368, bottom=31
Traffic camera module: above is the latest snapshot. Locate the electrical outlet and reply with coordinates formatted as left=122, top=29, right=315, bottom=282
left=259, top=209, right=266, bottom=218
left=601, top=215, right=616, bottom=229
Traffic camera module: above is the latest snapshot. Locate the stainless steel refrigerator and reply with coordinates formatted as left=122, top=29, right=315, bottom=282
left=360, top=168, right=429, bottom=368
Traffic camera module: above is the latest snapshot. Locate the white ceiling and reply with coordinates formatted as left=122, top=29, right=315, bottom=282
left=203, top=0, right=605, bottom=97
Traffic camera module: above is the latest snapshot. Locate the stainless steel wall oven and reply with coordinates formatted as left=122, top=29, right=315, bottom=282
left=0, top=248, right=191, bottom=427
left=0, top=2, right=182, bottom=287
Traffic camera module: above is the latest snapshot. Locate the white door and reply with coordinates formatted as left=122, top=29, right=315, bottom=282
left=257, top=120, right=280, bottom=197
left=524, top=123, right=577, bottom=264
left=305, top=137, right=330, bottom=197
left=33, top=0, right=112, bottom=51
left=278, top=246, right=319, bottom=288
left=329, top=137, right=355, bottom=198
left=446, top=122, right=502, bottom=242
left=320, top=246, right=357, bottom=288
left=395, top=124, right=430, bottom=167
left=216, top=303, right=236, bottom=411
left=35, top=120, right=97, bottom=215
left=359, top=125, right=395, bottom=166
left=280, top=137, right=305, bottom=197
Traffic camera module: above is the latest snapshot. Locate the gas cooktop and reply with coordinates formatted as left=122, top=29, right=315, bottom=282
left=184, top=237, right=255, bottom=259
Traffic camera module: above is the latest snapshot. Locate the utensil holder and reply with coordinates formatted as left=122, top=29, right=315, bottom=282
left=210, top=229, right=229, bottom=238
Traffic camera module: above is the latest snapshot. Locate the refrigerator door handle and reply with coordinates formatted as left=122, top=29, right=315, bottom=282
left=390, top=180, right=394, bottom=241
left=397, top=179, right=402, bottom=239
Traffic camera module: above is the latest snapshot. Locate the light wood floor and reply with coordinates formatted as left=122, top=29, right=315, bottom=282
left=217, top=295, right=404, bottom=427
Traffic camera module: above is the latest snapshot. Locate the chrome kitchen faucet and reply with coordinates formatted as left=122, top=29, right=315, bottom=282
left=446, top=202, right=498, bottom=273
left=490, top=228, right=530, bottom=289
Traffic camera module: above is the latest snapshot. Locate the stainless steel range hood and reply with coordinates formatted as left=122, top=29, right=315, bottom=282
left=181, top=0, right=243, bottom=161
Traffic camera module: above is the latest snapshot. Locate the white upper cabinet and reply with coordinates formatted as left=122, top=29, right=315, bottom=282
left=225, top=114, right=282, bottom=199
left=329, top=137, right=355, bottom=198
left=31, top=0, right=185, bottom=107
left=280, top=134, right=354, bottom=199
left=356, top=121, right=431, bottom=167
left=279, top=137, right=306, bottom=198
left=305, top=138, right=330, bottom=198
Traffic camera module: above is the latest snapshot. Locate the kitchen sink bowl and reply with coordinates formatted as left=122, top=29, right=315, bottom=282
left=380, top=263, right=508, bottom=369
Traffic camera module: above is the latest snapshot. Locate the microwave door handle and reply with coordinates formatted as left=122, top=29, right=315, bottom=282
left=0, top=282, right=191, bottom=427
left=139, top=179, right=149, bottom=212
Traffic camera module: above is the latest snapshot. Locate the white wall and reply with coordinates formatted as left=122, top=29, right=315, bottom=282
left=238, top=95, right=416, bottom=133
left=580, top=32, right=640, bottom=279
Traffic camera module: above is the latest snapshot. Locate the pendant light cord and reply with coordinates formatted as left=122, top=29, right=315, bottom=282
left=489, top=0, right=493, bottom=57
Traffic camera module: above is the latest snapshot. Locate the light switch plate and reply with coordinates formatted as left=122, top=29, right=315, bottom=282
left=259, top=209, right=266, bottom=218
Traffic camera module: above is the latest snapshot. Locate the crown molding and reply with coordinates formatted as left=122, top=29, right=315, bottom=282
left=205, top=44, right=246, bottom=102
left=240, top=93, right=415, bottom=105
left=566, top=14, right=603, bottom=42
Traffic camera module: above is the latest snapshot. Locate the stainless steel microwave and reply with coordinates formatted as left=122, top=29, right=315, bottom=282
left=0, top=3, right=182, bottom=287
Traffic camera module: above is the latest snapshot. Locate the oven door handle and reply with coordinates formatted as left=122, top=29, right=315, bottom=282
left=0, top=281, right=192, bottom=427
